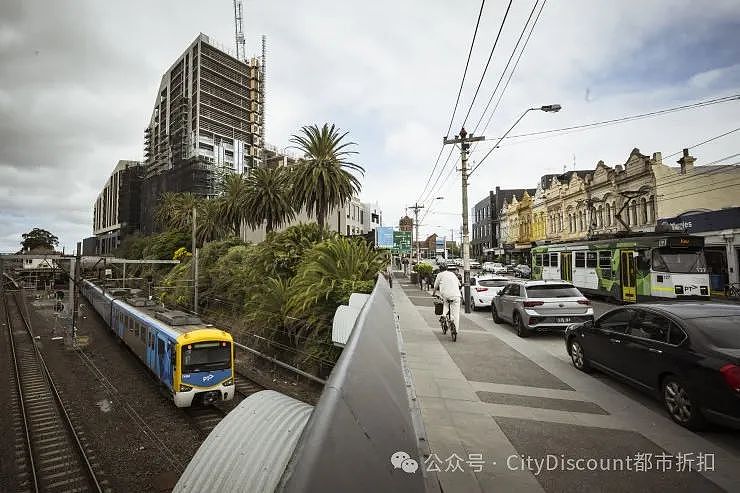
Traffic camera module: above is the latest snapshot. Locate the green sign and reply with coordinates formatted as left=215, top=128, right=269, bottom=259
left=392, top=231, right=412, bottom=254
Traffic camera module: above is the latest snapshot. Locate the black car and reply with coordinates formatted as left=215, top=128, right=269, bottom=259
left=564, top=303, right=740, bottom=430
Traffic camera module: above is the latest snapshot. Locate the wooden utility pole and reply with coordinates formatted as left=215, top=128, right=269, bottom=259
left=408, top=203, right=425, bottom=261
left=444, top=127, right=485, bottom=314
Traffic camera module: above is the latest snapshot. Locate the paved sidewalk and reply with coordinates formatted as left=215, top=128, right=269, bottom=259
left=393, top=274, right=739, bottom=493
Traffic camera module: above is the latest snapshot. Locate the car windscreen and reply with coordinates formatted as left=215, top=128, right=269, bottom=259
left=182, top=341, right=231, bottom=373
left=693, top=317, right=740, bottom=349
left=478, top=279, right=508, bottom=287
left=526, top=284, right=582, bottom=298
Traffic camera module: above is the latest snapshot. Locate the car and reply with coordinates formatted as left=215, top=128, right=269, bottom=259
left=469, top=260, right=481, bottom=269
left=465, top=275, right=509, bottom=310
left=491, top=280, right=594, bottom=337
left=514, top=264, right=531, bottom=278
left=484, top=262, right=508, bottom=274
left=564, top=303, right=740, bottom=431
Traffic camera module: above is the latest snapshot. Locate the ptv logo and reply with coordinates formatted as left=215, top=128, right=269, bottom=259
left=202, top=374, right=215, bottom=383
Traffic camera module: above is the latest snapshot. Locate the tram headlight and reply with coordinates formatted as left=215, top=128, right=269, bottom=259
left=179, top=384, right=193, bottom=392
left=224, top=378, right=233, bottom=386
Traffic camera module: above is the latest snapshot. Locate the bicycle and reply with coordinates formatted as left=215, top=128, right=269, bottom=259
left=434, top=295, right=457, bottom=342
left=726, top=282, right=740, bottom=298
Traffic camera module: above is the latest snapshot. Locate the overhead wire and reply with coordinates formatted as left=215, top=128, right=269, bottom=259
left=663, top=127, right=740, bottom=159
left=416, top=0, right=487, bottom=204
left=459, top=0, right=514, bottom=129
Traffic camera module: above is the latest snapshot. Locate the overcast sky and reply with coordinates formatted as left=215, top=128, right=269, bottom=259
left=1, top=0, right=739, bottom=252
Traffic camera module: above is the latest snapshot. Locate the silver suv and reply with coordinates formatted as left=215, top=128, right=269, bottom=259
left=491, top=280, right=594, bottom=337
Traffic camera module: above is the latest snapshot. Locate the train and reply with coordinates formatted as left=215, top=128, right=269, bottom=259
left=81, top=279, right=235, bottom=407
left=531, top=234, right=711, bottom=303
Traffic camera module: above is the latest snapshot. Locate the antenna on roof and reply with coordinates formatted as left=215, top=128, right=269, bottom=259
left=572, top=153, right=576, bottom=171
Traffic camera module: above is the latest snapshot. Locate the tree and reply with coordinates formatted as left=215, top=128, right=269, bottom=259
left=21, top=228, right=59, bottom=252
left=243, top=165, right=296, bottom=234
left=154, top=192, right=198, bottom=231
left=290, top=123, right=363, bottom=230
left=219, top=172, right=250, bottom=235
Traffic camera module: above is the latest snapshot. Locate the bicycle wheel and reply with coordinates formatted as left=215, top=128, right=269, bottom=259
left=450, top=321, right=457, bottom=342
left=440, top=316, right=448, bottom=334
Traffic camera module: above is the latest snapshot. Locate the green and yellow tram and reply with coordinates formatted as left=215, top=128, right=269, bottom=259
left=532, top=234, right=710, bottom=302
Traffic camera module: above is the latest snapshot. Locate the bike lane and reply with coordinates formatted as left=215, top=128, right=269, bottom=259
left=393, top=275, right=739, bottom=493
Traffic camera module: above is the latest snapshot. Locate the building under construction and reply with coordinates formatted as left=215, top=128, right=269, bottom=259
left=141, top=33, right=264, bottom=233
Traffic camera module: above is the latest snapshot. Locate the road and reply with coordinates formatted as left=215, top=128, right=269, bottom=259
left=464, top=295, right=740, bottom=464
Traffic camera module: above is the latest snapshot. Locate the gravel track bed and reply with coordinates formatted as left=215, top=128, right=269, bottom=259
left=24, top=291, right=203, bottom=493
left=0, top=292, right=23, bottom=493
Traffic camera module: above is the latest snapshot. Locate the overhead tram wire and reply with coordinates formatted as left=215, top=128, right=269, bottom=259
left=663, top=126, right=740, bottom=159
left=416, top=0, right=486, bottom=205
left=459, top=0, right=514, bottom=129
left=496, top=94, right=740, bottom=141
left=420, top=145, right=457, bottom=205
left=471, top=0, right=541, bottom=136
left=468, top=94, right=740, bottom=174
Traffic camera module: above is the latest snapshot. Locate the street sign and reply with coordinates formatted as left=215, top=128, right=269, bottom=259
left=393, top=231, right=412, bottom=254
left=375, top=227, right=395, bottom=249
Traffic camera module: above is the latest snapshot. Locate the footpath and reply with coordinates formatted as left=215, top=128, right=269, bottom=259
left=392, top=273, right=740, bottom=493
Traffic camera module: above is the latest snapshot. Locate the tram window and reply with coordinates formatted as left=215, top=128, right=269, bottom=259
left=533, top=254, right=540, bottom=267
left=586, top=251, right=597, bottom=268
left=575, top=252, right=586, bottom=268
left=550, top=253, right=559, bottom=267
left=542, top=254, right=550, bottom=267
left=599, top=251, right=612, bottom=277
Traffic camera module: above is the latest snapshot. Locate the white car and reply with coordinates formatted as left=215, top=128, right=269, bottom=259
left=483, top=262, right=508, bottom=275
left=469, top=260, right=481, bottom=269
left=465, top=275, right=510, bottom=310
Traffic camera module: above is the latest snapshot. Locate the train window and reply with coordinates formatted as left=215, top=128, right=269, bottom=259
left=542, top=254, right=550, bottom=267
left=575, top=252, right=586, bottom=268
left=586, top=251, right=597, bottom=268
left=140, top=325, right=146, bottom=342
left=550, top=253, right=559, bottom=267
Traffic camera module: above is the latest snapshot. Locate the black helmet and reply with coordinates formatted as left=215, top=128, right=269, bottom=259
left=437, top=261, right=448, bottom=271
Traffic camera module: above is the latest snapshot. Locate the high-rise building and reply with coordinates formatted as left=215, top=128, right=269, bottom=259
left=141, top=33, right=264, bottom=232
left=93, top=160, right=143, bottom=254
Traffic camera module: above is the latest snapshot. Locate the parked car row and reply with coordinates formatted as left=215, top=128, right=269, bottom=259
left=482, top=278, right=740, bottom=432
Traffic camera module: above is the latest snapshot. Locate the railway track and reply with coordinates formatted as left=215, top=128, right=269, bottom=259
left=4, top=290, right=105, bottom=493
left=184, top=371, right=265, bottom=436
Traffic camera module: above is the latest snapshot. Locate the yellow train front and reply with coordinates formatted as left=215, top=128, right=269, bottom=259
left=82, top=280, right=235, bottom=407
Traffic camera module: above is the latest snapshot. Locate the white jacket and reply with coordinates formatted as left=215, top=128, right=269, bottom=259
left=434, top=271, right=461, bottom=300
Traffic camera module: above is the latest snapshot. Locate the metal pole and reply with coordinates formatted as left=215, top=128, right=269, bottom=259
left=192, top=206, right=198, bottom=314
left=414, top=207, right=421, bottom=261
left=72, top=242, right=81, bottom=344
left=122, top=261, right=126, bottom=288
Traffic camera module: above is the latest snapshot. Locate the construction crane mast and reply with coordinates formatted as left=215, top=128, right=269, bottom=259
left=233, top=0, right=246, bottom=61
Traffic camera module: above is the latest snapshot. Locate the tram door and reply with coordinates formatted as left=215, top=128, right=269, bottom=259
left=620, top=250, right=637, bottom=302
left=561, top=252, right=572, bottom=282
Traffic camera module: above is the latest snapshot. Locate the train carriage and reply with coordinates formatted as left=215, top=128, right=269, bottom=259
left=81, top=280, right=235, bottom=407
left=532, top=234, right=711, bottom=303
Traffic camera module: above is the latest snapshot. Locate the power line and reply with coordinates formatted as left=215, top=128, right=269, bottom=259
left=417, top=0, right=487, bottom=204
left=471, top=0, right=541, bottom=135
left=474, top=0, right=547, bottom=142
left=498, top=94, right=740, bottom=141
left=460, top=0, right=514, bottom=129
left=445, top=0, right=487, bottom=138
left=419, top=145, right=456, bottom=205
left=663, top=127, right=740, bottom=159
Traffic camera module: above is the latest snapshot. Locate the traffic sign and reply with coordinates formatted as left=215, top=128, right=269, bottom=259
left=393, top=231, right=412, bottom=254
left=375, top=227, right=395, bottom=249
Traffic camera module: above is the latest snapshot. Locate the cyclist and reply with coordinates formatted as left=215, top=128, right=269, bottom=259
left=433, top=261, right=462, bottom=333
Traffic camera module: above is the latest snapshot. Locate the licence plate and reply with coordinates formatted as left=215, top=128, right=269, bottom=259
left=555, top=317, right=571, bottom=323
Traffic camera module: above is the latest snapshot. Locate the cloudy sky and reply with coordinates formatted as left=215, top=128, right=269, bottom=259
left=1, top=0, right=739, bottom=251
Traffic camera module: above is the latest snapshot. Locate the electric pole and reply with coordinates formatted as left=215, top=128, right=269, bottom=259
left=192, top=206, right=199, bottom=315
left=408, top=203, right=425, bottom=261
left=71, top=241, right=81, bottom=345
left=444, top=127, right=484, bottom=314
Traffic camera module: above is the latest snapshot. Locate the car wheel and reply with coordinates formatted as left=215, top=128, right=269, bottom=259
left=568, top=338, right=591, bottom=372
left=514, top=312, right=529, bottom=338
left=492, top=304, right=503, bottom=323
left=470, top=298, right=476, bottom=311
left=662, top=376, right=706, bottom=430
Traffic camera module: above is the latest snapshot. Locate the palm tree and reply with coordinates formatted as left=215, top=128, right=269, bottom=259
left=290, top=123, right=363, bottom=230
left=154, top=192, right=199, bottom=231
left=243, top=165, right=296, bottom=234
left=196, top=197, right=229, bottom=244
left=220, top=172, right=250, bottom=235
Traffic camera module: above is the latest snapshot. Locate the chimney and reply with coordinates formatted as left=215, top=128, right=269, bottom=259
left=677, top=148, right=695, bottom=175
